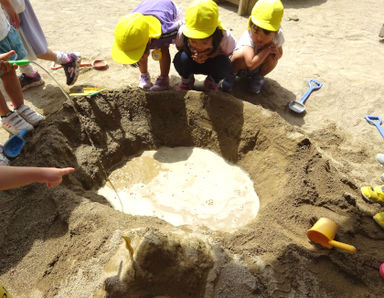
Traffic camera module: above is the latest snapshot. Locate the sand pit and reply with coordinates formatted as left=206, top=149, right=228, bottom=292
left=98, top=146, right=260, bottom=232
left=0, top=88, right=383, bottom=297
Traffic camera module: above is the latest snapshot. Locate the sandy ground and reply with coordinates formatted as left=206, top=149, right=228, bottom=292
left=1, top=0, right=384, bottom=297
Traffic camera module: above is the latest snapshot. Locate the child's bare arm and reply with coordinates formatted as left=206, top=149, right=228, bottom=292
left=0, top=166, right=75, bottom=190
left=0, top=0, right=20, bottom=29
left=243, top=45, right=275, bottom=71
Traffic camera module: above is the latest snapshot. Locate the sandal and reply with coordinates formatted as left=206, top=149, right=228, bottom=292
left=361, top=185, right=384, bottom=204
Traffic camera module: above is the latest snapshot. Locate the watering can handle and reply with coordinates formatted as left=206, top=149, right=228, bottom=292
left=329, top=239, right=356, bottom=254
left=299, top=79, right=323, bottom=104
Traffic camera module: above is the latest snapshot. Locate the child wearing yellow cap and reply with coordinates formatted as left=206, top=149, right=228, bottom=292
left=173, top=0, right=236, bottom=92
left=221, top=0, right=284, bottom=93
left=112, top=0, right=182, bottom=91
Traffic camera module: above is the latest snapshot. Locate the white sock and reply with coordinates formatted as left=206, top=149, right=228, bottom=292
left=55, top=52, right=70, bottom=64
left=20, top=65, right=35, bottom=77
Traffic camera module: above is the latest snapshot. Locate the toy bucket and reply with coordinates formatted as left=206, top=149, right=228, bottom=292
left=306, top=217, right=356, bottom=254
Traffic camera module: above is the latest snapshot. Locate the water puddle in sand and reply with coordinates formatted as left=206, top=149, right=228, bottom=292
left=98, top=147, right=259, bottom=232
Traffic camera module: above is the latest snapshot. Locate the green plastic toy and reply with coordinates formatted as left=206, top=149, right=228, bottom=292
left=8, top=60, right=30, bottom=66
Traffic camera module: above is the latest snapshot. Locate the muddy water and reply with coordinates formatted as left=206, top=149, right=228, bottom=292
left=98, top=147, right=259, bottom=232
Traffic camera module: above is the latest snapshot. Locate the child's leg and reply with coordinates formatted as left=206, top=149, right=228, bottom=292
left=259, top=54, right=279, bottom=76
left=230, top=49, right=249, bottom=74
left=1, top=70, right=24, bottom=110
left=173, top=51, right=196, bottom=79
left=204, top=56, right=231, bottom=84
left=139, top=51, right=149, bottom=75
left=173, top=51, right=196, bottom=91
left=150, top=46, right=171, bottom=91
left=203, top=56, right=231, bottom=92
left=37, top=48, right=57, bottom=61
left=159, top=45, right=170, bottom=78
left=0, top=90, right=11, bottom=116
left=137, top=50, right=152, bottom=90
left=0, top=73, right=35, bottom=134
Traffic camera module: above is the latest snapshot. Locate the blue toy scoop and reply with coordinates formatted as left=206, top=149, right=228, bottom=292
left=289, top=79, right=323, bottom=113
left=4, top=128, right=28, bottom=158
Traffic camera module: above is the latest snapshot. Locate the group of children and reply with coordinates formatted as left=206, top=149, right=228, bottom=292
left=0, top=0, right=81, bottom=137
left=112, top=0, right=284, bottom=93
left=0, top=0, right=79, bottom=189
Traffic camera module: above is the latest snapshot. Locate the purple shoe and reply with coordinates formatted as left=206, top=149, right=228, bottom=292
left=62, top=52, right=81, bottom=85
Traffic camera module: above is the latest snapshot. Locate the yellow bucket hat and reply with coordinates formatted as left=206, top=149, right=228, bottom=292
left=184, top=0, right=224, bottom=39
left=111, top=13, right=161, bottom=64
left=250, top=0, right=284, bottom=32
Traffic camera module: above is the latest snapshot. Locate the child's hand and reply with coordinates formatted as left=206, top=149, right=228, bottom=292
left=192, top=52, right=209, bottom=64
left=39, top=167, right=75, bottom=187
left=0, top=50, right=17, bottom=72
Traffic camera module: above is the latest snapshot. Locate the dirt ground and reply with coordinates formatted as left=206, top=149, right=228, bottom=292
left=1, top=0, right=384, bottom=297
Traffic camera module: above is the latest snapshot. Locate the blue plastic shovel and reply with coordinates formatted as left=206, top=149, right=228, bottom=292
left=289, top=79, right=323, bottom=113
left=4, top=128, right=28, bottom=158
left=365, top=115, right=384, bottom=139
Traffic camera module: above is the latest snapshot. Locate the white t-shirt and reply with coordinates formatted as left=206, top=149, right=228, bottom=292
left=0, top=9, right=11, bottom=41
left=10, top=0, right=25, bottom=14
left=175, top=25, right=237, bottom=56
left=236, top=28, right=285, bottom=52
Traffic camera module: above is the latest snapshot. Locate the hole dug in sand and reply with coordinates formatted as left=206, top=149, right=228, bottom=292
left=2, top=88, right=382, bottom=297
left=98, top=146, right=260, bottom=232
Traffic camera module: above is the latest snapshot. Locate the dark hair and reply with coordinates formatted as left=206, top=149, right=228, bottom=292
left=183, top=28, right=224, bottom=56
left=249, top=20, right=273, bottom=35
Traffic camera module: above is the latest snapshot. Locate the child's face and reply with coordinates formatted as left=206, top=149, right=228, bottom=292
left=250, top=24, right=275, bottom=47
left=188, top=37, right=213, bottom=53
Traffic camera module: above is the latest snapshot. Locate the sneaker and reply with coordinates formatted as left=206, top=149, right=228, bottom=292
left=361, top=185, right=384, bottom=204
left=138, top=73, right=152, bottom=90
left=18, top=72, right=44, bottom=91
left=150, top=76, right=170, bottom=91
left=177, top=75, right=195, bottom=91
left=16, top=104, right=44, bottom=126
left=204, top=76, right=219, bottom=92
left=0, top=146, right=9, bottom=165
left=248, top=73, right=265, bottom=94
left=62, top=52, right=81, bottom=85
left=220, top=73, right=236, bottom=92
left=1, top=111, right=33, bottom=135
left=373, top=212, right=384, bottom=230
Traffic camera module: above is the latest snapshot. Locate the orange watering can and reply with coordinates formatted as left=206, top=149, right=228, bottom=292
left=306, top=217, right=356, bottom=254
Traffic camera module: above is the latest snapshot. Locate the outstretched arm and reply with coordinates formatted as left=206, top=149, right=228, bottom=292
left=0, top=166, right=75, bottom=190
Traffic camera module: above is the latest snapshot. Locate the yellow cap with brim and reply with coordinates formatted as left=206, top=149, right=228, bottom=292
left=250, top=0, right=284, bottom=32
left=111, top=13, right=161, bottom=64
left=184, top=0, right=224, bottom=39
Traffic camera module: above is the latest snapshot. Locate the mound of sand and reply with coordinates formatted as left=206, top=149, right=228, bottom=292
left=1, top=89, right=383, bottom=296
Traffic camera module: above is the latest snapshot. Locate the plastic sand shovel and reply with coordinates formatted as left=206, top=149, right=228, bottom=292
left=69, top=88, right=106, bottom=98
left=306, top=217, right=356, bottom=254
left=8, top=59, right=30, bottom=66
left=50, top=59, right=108, bottom=70
left=289, top=79, right=323, bottom=113
left=365, top=115, right=384, bottom=139
left=4, top=128, right=28, bottom=158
